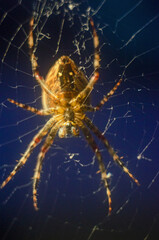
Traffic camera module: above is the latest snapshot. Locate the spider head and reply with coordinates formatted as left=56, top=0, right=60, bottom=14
left=58, top=123, right=79, bottom=138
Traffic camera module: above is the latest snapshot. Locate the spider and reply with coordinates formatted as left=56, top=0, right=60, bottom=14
left=1, top=17, right=139, bottom=215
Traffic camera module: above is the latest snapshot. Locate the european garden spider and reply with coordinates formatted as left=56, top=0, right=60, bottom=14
left=1, top=17, right=139, bottom=215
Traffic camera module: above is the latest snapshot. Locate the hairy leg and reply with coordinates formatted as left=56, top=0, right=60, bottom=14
left=28, top=17, right=58, bottom=101
left=81, top=124, right=112, bottom=215
left=84, top=78, right=123, bottom=112
left=32, top=123, right=59, bottom=210
left=71, top=18, right=100, bottom=105
left=94, top=78, right=123, bottom=111
left=8, top=98, right=57, bottom=116
left=84, top=116, right=139, bottom=186
left=1, top=117, right=55, bottom=188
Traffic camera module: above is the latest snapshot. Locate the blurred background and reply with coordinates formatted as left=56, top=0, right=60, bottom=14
left=0, top=0, right=159, bottom=239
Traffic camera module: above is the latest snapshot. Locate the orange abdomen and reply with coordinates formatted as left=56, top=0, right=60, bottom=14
left=42, top=56, right=90, bottom=109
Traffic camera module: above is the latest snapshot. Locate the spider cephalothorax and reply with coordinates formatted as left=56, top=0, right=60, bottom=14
left=1, top=17, right=139, bottom=215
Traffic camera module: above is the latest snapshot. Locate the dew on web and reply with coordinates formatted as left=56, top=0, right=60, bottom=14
left=0, top=0, right=159, bottom=239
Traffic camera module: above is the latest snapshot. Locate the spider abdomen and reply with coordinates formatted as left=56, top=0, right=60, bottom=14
left=42, top=56, right=90, bottom=109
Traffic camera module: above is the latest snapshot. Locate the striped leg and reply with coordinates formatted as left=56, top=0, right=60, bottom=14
left=71, top=18, right=100, bottom=105
left=81, top=124, right=112, bottom=215
left=84, top=116, right=140, bottom=186
left=32, top=123, right=59, bottom=210
left=94, top=78, right=123, bottom=111
left=1, top=117, right=55, bottom=189
left=28, top=17, right=58, bottom=101
left=8, top=98, right=57, bottom=116
left=8, top=98, right=45, bottom=115
left=78, top=77, right=122, bottom=113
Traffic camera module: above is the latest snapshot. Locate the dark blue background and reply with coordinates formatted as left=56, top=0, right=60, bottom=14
left=0, top=0, right=159, bottom=239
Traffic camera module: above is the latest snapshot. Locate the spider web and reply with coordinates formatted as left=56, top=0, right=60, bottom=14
left=0, top=0, right=159, bottom=239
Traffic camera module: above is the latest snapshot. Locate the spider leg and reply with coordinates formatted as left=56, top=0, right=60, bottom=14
left=80, top=124, right=112, bottom=215
left=84, top=116, right=140, bottom=186
left=8, top=98, right=46, bottom=116
left=70, top=18, right=100, bottom=106
left=8, top=98, right=57, bottom=116
left=32, top=123, right=59, bottom=210
left=94, top=78, right=123, bottom=111
left=83, top=78, right=123, bottom=112
left=28, top=17, right=59, bottom=102
left=1, top=117, right=55, bottom=189
left=79, top=77, right=122, bottom=113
